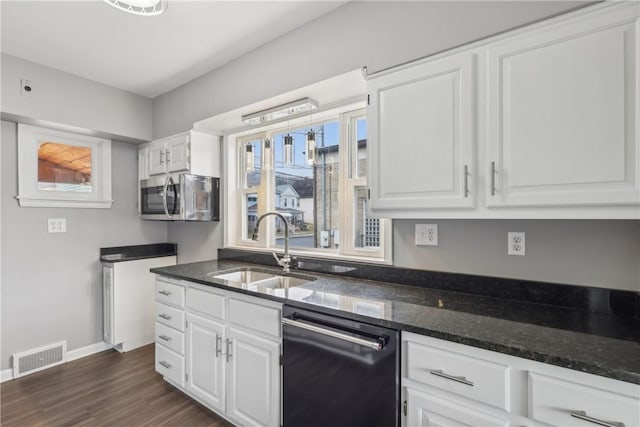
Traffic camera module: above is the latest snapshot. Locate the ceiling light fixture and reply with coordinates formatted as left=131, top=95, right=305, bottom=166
left=242, top=98, right=319, bottom=125
left=104, top=0, right=167, bottom=16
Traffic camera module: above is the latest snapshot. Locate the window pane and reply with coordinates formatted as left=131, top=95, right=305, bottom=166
left=273, top=121, right=340, bottom=250
left=355, top=118, right=367, bottom=178
left=245, top=193, right=259, bottom=240
left=244, top=140, right=262, bottom=188
left=354, top=186, right=380, bottom=248
left=37, top=141, right=92, bottom=192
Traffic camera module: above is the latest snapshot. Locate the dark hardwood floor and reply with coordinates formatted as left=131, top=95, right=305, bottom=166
left=1, top=344, right=233, bottom=426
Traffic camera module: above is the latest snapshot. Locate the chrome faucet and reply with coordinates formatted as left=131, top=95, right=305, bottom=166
left=252, top=211, right=292, bottom=273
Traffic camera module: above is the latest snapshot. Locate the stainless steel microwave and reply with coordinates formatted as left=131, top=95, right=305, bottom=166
left=140, top=174, right=220, bottom=221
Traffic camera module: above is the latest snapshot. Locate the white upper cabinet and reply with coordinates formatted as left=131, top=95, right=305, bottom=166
left=368, top=52, right=475, bottom=212
left=141, top=130, right=221, bottom=178
left=486, top=4, right=640, bottom=209
left=366, top=2, right=639, bottom=219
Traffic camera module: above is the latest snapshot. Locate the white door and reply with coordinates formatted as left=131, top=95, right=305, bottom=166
left=368, top=51, right=475, bottom=213
left=486, top=5, right=639, bottom=208
left=166, top=134, right=190, bottom=173
left=185, top=313, right=226, bottom=413
left=405, top=387, right=508, bottom=427
left=148, top=144, right=167, bottom=176
left=226, top=327, right=280, bottom=427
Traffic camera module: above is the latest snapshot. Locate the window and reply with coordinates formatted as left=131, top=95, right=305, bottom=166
left=17, top=124, right=112, bottom=208
left=228, top=105, right=390, bottom=262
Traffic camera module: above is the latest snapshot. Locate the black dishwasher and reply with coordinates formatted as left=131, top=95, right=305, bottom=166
left=282, top=305, right=400, bottom=427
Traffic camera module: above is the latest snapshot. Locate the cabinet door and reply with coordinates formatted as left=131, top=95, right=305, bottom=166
left=405, top=387, right=508, bottom=427
left=148, top=144, right=167, bottom=176
left=226, top=327, right=280, bottom=427
left=486, top=6, right=640, bottom=208
left=368, top=51, right=475, bottom=213
left=166, top=134, right=190, bottom=173
left=185, top=313, right=226, bottom=413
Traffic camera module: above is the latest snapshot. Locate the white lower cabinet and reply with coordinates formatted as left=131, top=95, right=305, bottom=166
left=406, top=387, right=508, bottom=427
left=402, top=332, right=640, bottom=427
left=154, top=276, right=282, bottom=427
left=227, top=327, right=280, bottom=427
left=186, top=313, right=226, bottom=413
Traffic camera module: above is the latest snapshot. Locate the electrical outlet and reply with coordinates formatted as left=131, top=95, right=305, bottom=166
left=415, top=224, right=438, bottom=246
left=48, top=218, right=67, bottom=233
left=508, top=232, right=525, bottom=256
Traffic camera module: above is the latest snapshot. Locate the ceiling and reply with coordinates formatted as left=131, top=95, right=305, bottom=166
left=0, top=1, right=346, bottom=98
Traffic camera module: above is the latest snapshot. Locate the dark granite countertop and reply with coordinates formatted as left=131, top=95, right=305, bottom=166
left=100, top=243, right=177, bottom=263
left=150, top=259, right=640, bottom=385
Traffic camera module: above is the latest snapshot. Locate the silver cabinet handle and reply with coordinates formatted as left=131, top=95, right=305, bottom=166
left=463, top=164, right=470, bottom=198
left=490, top=161, right=496, bottom=196
left=159, top=150, right=165, bottom=164
left=215, top=334, right=222, bottom=358
left=158, top=360, right=172, bottom=369
left=159, top=313, right=172, bottom=320
left=282, top=317, right=383, bottom=351
left=158, top=335, right=171, bottom=342
left=429, top=369, right=474, bottom=387
left=570, top=411, right=625, bottom=427
left=225, top=338, right=232, bottom=362
left=158, top=290, right=171, bottom=296
left=165, top=148, right=170, bottom=163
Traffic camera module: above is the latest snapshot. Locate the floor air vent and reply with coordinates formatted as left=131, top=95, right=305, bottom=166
left=12, top=341, right=67, bottom=378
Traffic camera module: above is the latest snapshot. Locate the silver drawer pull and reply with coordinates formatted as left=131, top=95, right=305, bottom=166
left=158, top=290, right=171, bottom=296
left=158, top=360, right=172, bottom=369
left=158, top=335, right=172, bottom=342
left=463, top=164, right=470, bottom=198
left=570, top=411, right=625, bottom=427
left=225, top=338, right=232, bottom=362
left=490, top=161, right=496, bottom=196
left=159, top=314, right=172, bottom=320
left=429, top=369, right=474, bottom=387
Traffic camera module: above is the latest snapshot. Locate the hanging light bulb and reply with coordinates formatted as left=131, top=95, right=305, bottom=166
left=306, top=129, right=317, bottom=165
left=283, top=134, right=294, bottom=166
left=263, top=138, right=273, bottom=171
left=245, top=143, right=255, bottom=172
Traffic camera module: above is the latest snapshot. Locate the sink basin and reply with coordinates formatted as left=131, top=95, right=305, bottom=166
left=209, top=268, right=314, bottom=290
left=212, top=270, right=276, bottom=285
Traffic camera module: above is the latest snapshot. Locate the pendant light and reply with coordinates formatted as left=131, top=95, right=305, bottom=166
left=283, top=134, right=294, bottom=166
left=104, top=0, right=167, bottom=16
left=263, top=138, right=273, bottom=171
left=305, top=129, right=317, bottom=165
left=245, top=143, right=255, bottom=173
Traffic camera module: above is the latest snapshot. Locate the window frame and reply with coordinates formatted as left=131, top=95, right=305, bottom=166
left=226, top=103, right=392, bottom=264
left=17, top=124, right=112, bottom=208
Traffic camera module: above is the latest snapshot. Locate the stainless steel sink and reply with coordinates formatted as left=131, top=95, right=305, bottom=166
left=209, top=268, right=314, bottom=290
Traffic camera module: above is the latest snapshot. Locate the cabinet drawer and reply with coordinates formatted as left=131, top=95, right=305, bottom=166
left=529, top=372, right=640, bottom=427
left=156, top=303, right=185, bottom=332
left=156, top=278, right=185, bottom=308
left=406, top=340, right=510, bottom=411
left=228, top=298, right=280, bottom=339
left=155, top=322, right=185, bottom=355
left=155, top=344, right=185, bottom=388
left=187, top=287, right=226, bottom=320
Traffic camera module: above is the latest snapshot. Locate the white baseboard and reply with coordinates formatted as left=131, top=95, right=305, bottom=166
left=1, top=369, right=13, bottom=383
left=67, top=341, right=113, bottom=362
left=1, top=341, right=113, bottom=383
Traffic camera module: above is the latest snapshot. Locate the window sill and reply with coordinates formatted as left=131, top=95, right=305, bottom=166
left=224, top=245, right=393, bottom=266
left=16, top=196, right=113, bottom=209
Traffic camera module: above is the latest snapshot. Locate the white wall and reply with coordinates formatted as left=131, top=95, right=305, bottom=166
left=152, top=1, right=588, bottom=138
left=0, top=121, right=167, bottom=371
left=1, top=54, right=152, bottom=142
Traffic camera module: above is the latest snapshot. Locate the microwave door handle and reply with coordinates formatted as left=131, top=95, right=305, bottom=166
left=162, top=175, right=174, bottom=220
left=170, top=177, right=179, bottom=217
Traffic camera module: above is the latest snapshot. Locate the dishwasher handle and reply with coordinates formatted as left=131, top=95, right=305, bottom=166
left=282, top=317, right=384, bottom=351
